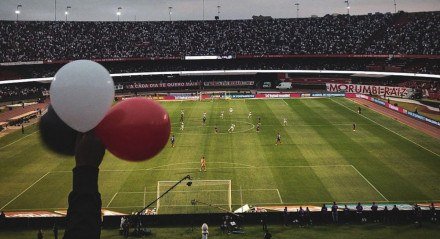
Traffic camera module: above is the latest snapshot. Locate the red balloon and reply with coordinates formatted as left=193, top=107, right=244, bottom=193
left=95, top=98, right=171, bottom=162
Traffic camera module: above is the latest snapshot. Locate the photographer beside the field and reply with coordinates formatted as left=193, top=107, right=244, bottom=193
left=63, top=133, right=106, bottom=239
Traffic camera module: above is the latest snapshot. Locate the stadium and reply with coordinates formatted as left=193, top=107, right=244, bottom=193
left=0, top=0, right=439, bottom=238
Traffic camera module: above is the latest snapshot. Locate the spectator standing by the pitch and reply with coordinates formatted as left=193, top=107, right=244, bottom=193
left=343, top=205, right=350, bottom=224
left=264, top=230, right=272, bottom=239
left=305, top=207, right=312, bottom=226
left=321, top=204, right=328, bottom=223
left=414, top=204, right=422, bottom=227
left=383, top=206, right=390, bottom=224
left=37, top=229, right=43, bottom=239
left=53, top=223, right=58, bottom=239
left=356, top=202, right=363, bottom=223
left=429, top=203, right=437, bottom=223
left=331, top=202, right=339, bottom=223
left=283, top=206, right=289, bottom=226
left=201, top=223, right=209, bottom=239
left=371, top=202, right=379, bottom=222
left=391, top=205, right=399, bottom=224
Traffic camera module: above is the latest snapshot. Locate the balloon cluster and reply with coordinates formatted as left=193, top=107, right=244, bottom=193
left=40, top=60, right=171, bottom=162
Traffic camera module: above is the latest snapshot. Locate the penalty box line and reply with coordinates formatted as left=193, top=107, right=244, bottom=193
left=51, top=164, right=353, bottom=173
left=351, top=165, right=389, bottom=201
left=107, top=189, right=283, bottom=207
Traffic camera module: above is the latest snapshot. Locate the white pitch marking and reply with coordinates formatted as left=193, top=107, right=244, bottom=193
left=51, top=164, right=352, bottom=173
left=282, top=99, right=289, bottom=106
left=351, top=165, right=389, bottom=201
left=276, top=189, right=284, bottom=204
left=0, top=130, right=39, bottom=150
left=0, top=172, right=50, bottom=210
left=118, top=188, right=280, bottom=194
left=331, top=98, right=440, bottom=157
left=106, top=192, right=119, bottom=207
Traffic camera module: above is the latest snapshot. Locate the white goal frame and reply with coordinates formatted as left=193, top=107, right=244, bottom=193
left=156, top=180, right=232, bottom=213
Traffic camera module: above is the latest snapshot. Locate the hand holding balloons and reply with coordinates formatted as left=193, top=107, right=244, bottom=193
left=42, top=60, right=170, bottom=162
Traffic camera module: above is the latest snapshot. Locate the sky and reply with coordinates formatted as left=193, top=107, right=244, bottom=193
left=0, top=0, right=439, bottom=21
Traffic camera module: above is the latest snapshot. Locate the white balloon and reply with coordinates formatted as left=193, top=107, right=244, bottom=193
left=50, top=60, right=114, bottom=132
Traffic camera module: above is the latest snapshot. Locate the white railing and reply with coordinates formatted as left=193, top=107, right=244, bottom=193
left=1, top=70, right=439, bottom=85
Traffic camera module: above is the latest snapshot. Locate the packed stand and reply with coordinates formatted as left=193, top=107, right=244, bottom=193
left=1, top=12, right=439, bottom=63
left=0, top=85, right=48, bottom=102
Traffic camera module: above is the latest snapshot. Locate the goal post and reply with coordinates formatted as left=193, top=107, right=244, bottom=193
left=156, top=180, right=232, bottom=214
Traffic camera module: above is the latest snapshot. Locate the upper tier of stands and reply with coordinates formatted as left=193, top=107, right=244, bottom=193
left=1, top=11, right=439, bottom=63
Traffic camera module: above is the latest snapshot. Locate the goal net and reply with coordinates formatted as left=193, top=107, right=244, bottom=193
left=156, top=180, right=232, bottom=214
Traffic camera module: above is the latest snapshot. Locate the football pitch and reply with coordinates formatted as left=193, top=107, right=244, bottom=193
left=0, top=98, right=439, bottom=214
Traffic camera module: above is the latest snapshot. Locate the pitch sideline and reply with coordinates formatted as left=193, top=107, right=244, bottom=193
left=330, top=98, right=440, bottom=157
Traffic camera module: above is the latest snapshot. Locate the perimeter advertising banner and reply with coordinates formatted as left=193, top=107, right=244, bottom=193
left=255, top=93, right=301, bottom=98
left=351, top=94, right=440, bottom=127
left=327, top=83, right=412, bottom=98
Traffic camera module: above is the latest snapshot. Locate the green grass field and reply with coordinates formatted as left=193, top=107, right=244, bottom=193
left=0, top=98, right=439, bottom=215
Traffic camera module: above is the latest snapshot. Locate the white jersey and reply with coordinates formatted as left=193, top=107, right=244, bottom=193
left=248, top=112, right=252, bottom=118
left=180, top=122, right=185, bottom=130
left=201, top=223, right=209, bottom=238
left=229, top=107, right=233, bottom=113
left=283, top=118, right=287, bottom=125
left=220, top=111, right=224, bottom=119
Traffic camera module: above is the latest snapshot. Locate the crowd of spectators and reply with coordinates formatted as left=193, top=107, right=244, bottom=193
left=1, top=12, right=439, bottom=63
left=0, top=85, right=48, bottom=101
left=285, top=202, right=438, bottom=226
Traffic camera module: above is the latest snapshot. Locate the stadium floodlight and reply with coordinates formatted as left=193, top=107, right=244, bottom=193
left=294, top=3, right=300, bottom=18
left=345, top=0, right=350, bottom=15
left=117, top=7, right=122, bottom=21
left=202, top=0, right=205, bottom=20
left=15, top=4, right=22, bottom=21
left=217, top=5, right=221, bottom=20
left=168, top=6, right=173, bottom=21
left=65, top=6, right=71, bottom=21
left=393, top=0, right=397, bottom=13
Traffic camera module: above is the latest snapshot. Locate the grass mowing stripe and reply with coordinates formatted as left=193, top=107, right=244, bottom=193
left=260, top=99, right=337, bottom=202
left=318, top=98, right=438, bottom=200
left=331, top=98, right=440, bottom=158
left=287, top=99, right=424, bottom=201
left=0, top=172, right=50, bottom=210
left=351, top=165, right=388, bottom=201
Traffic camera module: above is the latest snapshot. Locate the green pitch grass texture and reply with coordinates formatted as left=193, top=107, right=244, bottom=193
left=0, top=98, right=439, bottom=214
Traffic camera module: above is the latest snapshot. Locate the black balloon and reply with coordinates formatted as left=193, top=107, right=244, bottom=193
left=39, top=105, right=78, bottom=156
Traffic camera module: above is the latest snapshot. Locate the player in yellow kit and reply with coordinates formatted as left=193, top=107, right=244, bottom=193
left=200, top=156, right=206, bottom=172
